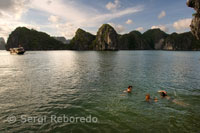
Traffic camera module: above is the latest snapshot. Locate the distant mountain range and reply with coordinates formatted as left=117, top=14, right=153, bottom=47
left=0, top=37, right=5, bottom=50
left=5, top=24, right=200, bottom=51
left=53, top=37, right=70, bottom=44
left=69, top=24, right=200, bottom=51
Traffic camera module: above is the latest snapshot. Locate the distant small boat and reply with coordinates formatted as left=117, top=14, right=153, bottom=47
left=10, top=47, right=25, bottom=55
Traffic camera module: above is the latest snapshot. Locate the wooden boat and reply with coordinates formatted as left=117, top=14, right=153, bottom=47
left=10, top=47, right=25, bottom=55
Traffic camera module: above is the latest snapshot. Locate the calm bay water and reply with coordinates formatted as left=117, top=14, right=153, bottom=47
left=0, top=50, right=200, bottom=132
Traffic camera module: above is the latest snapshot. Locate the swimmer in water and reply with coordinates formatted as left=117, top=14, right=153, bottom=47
left=158, top=90, right=189, bottom=106
left=145, top=94, right=151, bottom=102
left=160, top=91, right=167, bottom=97
left=145, top=94, right=158, bottom=102
left=158, top=90, right=170, bottom=100
left=154, top=97, right=158, bottom=102
left=124, top=86, right=132, bottom=93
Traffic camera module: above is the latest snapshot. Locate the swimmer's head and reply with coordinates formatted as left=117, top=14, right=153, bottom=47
left=145, top=94, right=150, bottom=101
left=128, top=86, right=132, bottom=88
left=160, top=92, right=167, bottom=97
left=154, top=97, right=158, bottom=102
left=158, top=90, right=167, bottom=97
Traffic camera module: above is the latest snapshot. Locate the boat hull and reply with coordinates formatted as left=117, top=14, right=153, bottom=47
left=10, top=47, right=25, bottom=55
left=16, top=51, right=25, bottom=55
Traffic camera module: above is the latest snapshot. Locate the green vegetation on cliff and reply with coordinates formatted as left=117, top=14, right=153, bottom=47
left=6, top=27, right=68, bottom=50
left=187, top=0, right=200, bottom=40
left=143, top=29, right=168, bottom=49
left=69, top=28, right=95, bottom=50
left=119, top=31, right=150, bottom=50
left=94, top=24, right=119, bottom=50
left=164, top=32, right=200, bottom=50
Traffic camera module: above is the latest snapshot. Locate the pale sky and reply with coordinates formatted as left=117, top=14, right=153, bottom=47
left=0, top=0, right=194, bottom=41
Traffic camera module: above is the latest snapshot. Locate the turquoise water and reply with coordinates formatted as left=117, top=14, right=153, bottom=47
left=0, top=50, right=200, bottom=132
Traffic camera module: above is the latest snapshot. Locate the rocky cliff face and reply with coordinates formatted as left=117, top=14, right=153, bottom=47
left=70, top=28, right=95, bottom=50
left=119, top=31, right=150, bottom=50
left=164, top=32, right=200, bottom=50
left=6, top=27, right=68, bottom=50
left=143, top=29, right=168, bottom=50
left=187, top=0, right=200, bottom=39
left=0, top=37, right=6, bottom=50
left=95, top=24, right=119, bottom=50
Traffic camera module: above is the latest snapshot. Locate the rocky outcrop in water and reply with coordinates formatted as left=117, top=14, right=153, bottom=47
left=6, top=24, right=200, bottom=51
left=187, top=0, right=200, bottom=40
left=0, top=37, right=6, bottom=50
left=70, top=28, right=95, bottom=50
left=94, top=24, right=119, bottom=50
left=6, top=27, right=69, bottom=50
left=143, top=29, right=168, bottom=50
left=164, top=32, right=200, bottom=50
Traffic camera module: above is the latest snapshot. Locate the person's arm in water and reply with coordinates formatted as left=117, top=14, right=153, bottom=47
left=172, top=99, right=189, bottom=106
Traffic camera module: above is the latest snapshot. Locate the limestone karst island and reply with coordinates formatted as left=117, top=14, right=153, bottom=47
left=3, top=24, right=200, bottom=51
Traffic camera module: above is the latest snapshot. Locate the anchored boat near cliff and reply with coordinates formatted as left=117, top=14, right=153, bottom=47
left=10, top=45, right=25, bottom=55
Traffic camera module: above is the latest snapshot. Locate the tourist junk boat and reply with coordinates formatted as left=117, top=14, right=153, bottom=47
left=10, top=45, right=25, bottom=55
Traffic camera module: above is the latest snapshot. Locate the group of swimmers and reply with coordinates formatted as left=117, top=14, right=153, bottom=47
left=124, top=86, right=170, bottom=102
left=145, top=90, right=168, bottom=102
left=124, top=86, right=188, bottom=106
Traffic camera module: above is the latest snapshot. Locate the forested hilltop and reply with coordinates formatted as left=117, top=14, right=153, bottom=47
left=6, top=27, right=69, bottom=51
